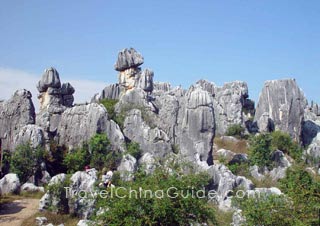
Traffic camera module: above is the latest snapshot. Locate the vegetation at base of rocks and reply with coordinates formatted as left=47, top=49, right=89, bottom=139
left=63, top=134, right=122, bottom=173
left=100, top=98, right=118, bottom=121
left=214, top=137, right=248, bottom=155
left=10, top=144, right=46, bottom=183
left=93, top=166, right=217, bottom=226
left=227, top=162, right=250, bottom=177
left=270, top=130, right=303, bottom=161
left=47, top=175, right=71, bottom=214
left=45, top=141, right=68, bottom=176
left=63, top=144, right=90, bottom=174
left=22, top=211, right=79, bottom=226
left=233, top=165, right=320, bottom=225
left=125, top=141, right=142, bottom=160
left=225, top=124, right=246, bottom=138
left=213, top=207, right=234, bottom=226
left=248, top=131, right=303, bottom=169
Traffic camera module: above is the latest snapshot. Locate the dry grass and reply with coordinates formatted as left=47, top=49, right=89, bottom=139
left=250, top=175, right=279, bottom=188
left=0, top=194, right=20, bottom=205
left=22, top=211, right=79, bottom=226
left=214, top=136, right=249, bottom=154
left=209, top=205, right=234, bottom=226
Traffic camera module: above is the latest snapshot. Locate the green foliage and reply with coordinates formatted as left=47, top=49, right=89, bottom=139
left=89, top=133, right=112, bottom=170
left=279, top=165, right=320, bottom=225
left=248, top=133, right=273, bottom=168
left=63, top=144, right=90, bottom=174
left=47, top=176, right=71, bottom=214
left=126, top=142, right=142, bottom=160
left=226, top=124, right=245, bottom=138
left=228, top=163, right=250, bottom=177
left=271, top=130, right=303, bottom=161
left=235, top=165, right=320, bottom=225
left=10, top=144, right=45, bottom=183
left=94, top=166, right=217, bottom=225
left=233, top=194, right=298, bottom=226
left=45, top=141, right=68, bottom=175
left=100, top=99, right=118, bottom=121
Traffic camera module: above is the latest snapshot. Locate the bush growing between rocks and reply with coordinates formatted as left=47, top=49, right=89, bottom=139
left=63, top=144, right=90, bottom=174
left=126, top=142, right=142, bottom=160
left=100, top=99, right=118, bottom=121
left=10, top=144, right=45, bottom=183
left=226, top=124, right=245, bottom=138
left=94, top=166, right=217, bottom=225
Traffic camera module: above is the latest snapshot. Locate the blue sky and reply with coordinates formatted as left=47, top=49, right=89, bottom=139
left=0, top=0, right=319, bottom=106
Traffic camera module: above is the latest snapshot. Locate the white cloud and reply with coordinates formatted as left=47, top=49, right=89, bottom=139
left=0, top=67, right=107, bottom=111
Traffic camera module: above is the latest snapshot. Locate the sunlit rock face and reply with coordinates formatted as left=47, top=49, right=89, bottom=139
left=254, top=79, right=307, bottom=142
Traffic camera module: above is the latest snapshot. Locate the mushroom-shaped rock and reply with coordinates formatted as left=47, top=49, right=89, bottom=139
left=114, top=48, right=144, bottom=71
left=37, top=67, right=61, bottom=92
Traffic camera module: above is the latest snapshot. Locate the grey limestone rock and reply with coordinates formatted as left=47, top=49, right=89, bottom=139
left=57, top=103, right=125, bottom=151
left=114, top=48, right=144, bottom=71
left=254, top=79, right=307, bottom=142
left=0, top=173, right=20, bottom=195
left=37, top=67, right=61, bottom=92
left=117, top=154, right=137, bottom=181
left=123, top=109, right=172, bottom=158
left=177, top=85, right=215, bottom=165
left=136, top=69, right=154, bottom=93
left=0, top=89, right=35, bottom=151
left=14, top=125, right=44, bottom=149
left=100, top=83, right=123, bottom=100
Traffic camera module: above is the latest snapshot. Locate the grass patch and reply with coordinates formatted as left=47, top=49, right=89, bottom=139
left=213, top=206, right=234, bottom=226
left=214, top=137, right=248, bottom=154
left=20, top=191, right=45, bottom=199
left=250, top=175, right=279, bottom=188
left=0, top=194, right=20, bottom=205
left=22, top=211, right=79, bottom=226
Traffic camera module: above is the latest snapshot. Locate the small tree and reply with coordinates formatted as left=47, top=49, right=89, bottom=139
left=63, top=144, right=90, bottom=174
left=248, top=133, right=273, bottom=168
left=126, top=142, right=142, bottom=160
left=11, top=144, right=45, bottom=183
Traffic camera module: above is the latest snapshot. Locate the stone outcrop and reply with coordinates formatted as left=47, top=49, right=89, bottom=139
left=177, top=85, right=215, bottom=165
left=56, top=103, right=125, bottom=151
left=37, top=68, right=75, bottom=112
left=14, top=125, right=44, bottom=149
left=123, top=109, right=172, bottom=158
left=114, top=48, right=144, bottom=71
left=117, top=154, right=137, bottom=181
left=0, top=173, right=21, bottom=195
left=197, top=80, right=255, bottom=135
left=0, top=89, right=35, bottom=151
left=254, top=79, right=307, bottom=142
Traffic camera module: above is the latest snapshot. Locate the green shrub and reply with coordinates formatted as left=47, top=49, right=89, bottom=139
left=10, top=144, right=45, bottom=183
left=233, top=194, right=296, bottom=226
left=63, top=144, right=90, bottom=174
left=47, top=175, right=71, bottom=214
left=126, top=142, right=142, bottom=160
left=89, top=133, right=120, bottom=171
left=279, top=165, right=320, bottom=224
left=45, top=141, right=68, bottom=175
left=271, top=130, right=303, bottom=161
left=100, top=99, right=118, bottom=121
left=94, top=166, right=217, bottom=225
left=227, top=163, right=250, bottom=177
left=248, top=133, right=273, bottom=168
left=226, top=124, right=245, bottom=138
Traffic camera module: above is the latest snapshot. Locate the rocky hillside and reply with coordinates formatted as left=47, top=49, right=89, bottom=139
left=0, top=48, right=319, bottom=226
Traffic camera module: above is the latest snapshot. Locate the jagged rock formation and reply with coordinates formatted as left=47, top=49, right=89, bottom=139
left=0, top=89, right=35, bottom=151
left=56, top=103, right=125, bottom=151
left=254, top=79, right=307, bottom=142
left=197, top=80, right=255, bottom=135
left=37, top=67, right=75, bottom=112
left=114, top=48, right=144, bottom=71
left=14, top=125, right=44, bottom=149
left=177, top=85, right=215, bottom=165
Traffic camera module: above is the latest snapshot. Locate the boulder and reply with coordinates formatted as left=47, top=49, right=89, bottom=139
left=114, top=48, right=144, bottom=71
left=0, top=173, right=20, bottom=195
left=100, top=84, right=123, bottom=100
left=37, top=67, right=61, bottom=92
left=139, top=153, right=156, bottom=174
left=231, top=209, right=246, bottom=226
left=117, top=154, right=137, bottom=181
left=36, top=217, right=48, bottom=226
left=21, top=183, right=45, bottom=193
left=254, top=79, right=307, bottom=142
left=0, top=89, right=35, bottom=151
